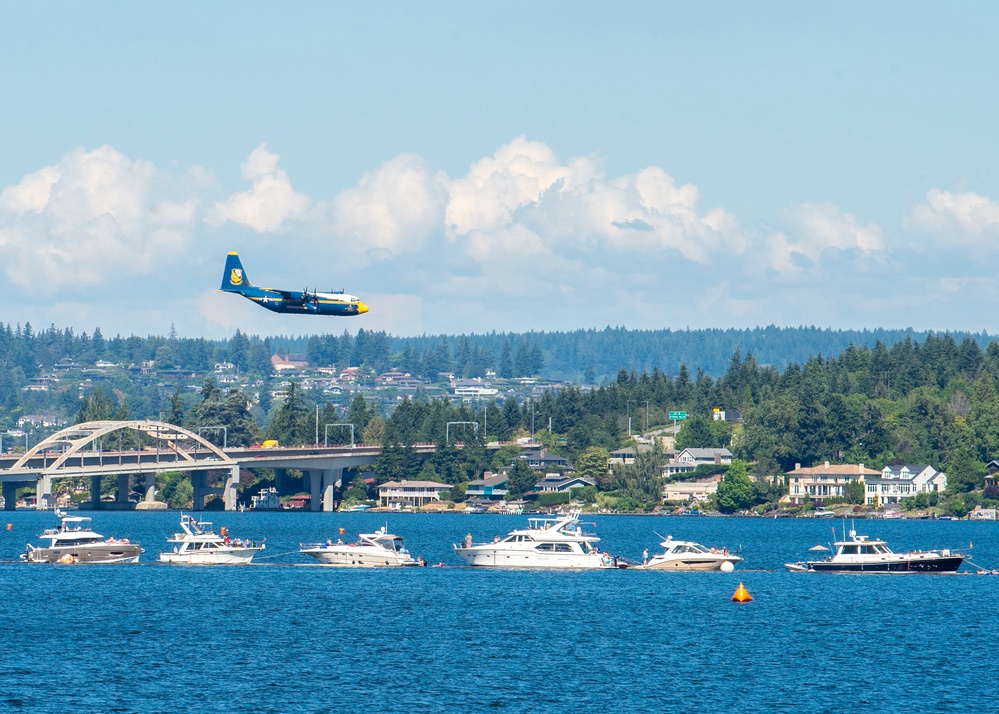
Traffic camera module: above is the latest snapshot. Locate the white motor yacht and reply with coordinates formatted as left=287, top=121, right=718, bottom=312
left=785, top=527, right=964, bottom=573
left=641, top=536, right=742, bottom=572
left=453, top=511, right=615, bottom=569
left=299, top=526, right=421, bottom=567
left=22, top=509, right=141, bottom=564
left=159, top=514, right=264, bottom=565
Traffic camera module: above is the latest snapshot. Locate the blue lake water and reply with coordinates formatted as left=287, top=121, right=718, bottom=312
left=2, top=510, right=998, bottom=713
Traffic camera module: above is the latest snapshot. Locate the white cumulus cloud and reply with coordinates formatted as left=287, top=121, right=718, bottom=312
left=763, top=202, right=885, bottom=276
left=903, top=189, right=999, bottom=248
left=0, top=145, right=196, bottom=293
left=209, top=143, right=309, bottom=232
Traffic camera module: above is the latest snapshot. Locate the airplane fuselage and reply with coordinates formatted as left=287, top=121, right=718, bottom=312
left=219, top=252, right=368, bottom=316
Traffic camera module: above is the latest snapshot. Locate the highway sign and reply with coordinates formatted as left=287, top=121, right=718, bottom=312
left=668, top=411, right=687, bottom=421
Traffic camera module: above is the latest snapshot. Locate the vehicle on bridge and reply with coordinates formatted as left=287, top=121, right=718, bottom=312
left=219, top=252, right=368, bottom=316
left=22, top=509, right=141, bottom=564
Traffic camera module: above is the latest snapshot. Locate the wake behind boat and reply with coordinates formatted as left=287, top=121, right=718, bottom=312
left=22, top=509, right=141, bottom=564
left=453, top=510, right=616, bottom=569
left=160, top=514, right=264, bottom=565
left=299, top=526, right=422, bottom=567
left=785, top=526, right=964, bottom=573
left=640, top=536, right=742, bottom=572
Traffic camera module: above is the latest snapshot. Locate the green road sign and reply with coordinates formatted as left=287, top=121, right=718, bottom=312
left=668, top=411, right=687, bottom=420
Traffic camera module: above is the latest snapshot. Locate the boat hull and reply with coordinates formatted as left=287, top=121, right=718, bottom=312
left=642, top=556, right=740, bottom=571
left=300, top=548, right=416, bottom=567
left=454, top=547, right=612, bottom=569
left=24, top=544, right=141, bottom=564
left=159, top=548, right=259, bottom=565
left=806, top=555, right=964, bottom=573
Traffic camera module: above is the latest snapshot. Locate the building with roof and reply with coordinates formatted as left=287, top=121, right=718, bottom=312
left=520, top=448, right=569, bottom=471
left=785, top=462, right=880, bottom=506
left=466, top=473, right=508, bottom=500
left=864, top=465, right=947, bottom=506
left=378, top=480, right=452, bottom=507
left=663, top=448, right=732, bottom=477
left=534, top=475, right=596, bottom=493
left=663, top=474, right=723, bottom=503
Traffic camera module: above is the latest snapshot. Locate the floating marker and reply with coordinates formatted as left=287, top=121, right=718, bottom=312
left=339, top=527, right=345, bottom=535
left=6, top=523, right=11, bottom=531
left=732, top=582, right=753, bottom=603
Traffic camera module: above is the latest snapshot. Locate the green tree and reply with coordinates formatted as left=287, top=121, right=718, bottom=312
left=506, top=459, right=537, bottom=497
left=575, top=446, right=609, bottom=487
left=715, top=459, right=753, bottom=514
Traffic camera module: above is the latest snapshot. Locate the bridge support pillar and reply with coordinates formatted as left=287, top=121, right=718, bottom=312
left=91, top=476, right=102, bottom=509
left=224, top=466, right=239, bottom=511
left=144, top=473, right=157, bottom=503
left=322, top=468, right=341, bottom=512
left=192, top=471, right=208, bottom=511
left=35, top=475, right=52, bottom=510
left=274, top=468, right=287, bottom=495
left=116, top=474, right=130, bottom=503
left=309, top=470, right=322, bottom=512
left=3, top=481, right=17, bottom=510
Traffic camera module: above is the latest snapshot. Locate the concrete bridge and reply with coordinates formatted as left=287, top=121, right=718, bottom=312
left=0, top=420, right=436, bottom=512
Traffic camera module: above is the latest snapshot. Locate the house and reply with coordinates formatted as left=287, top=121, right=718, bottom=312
left=17, top=414, right=67, bottom=429
left=663, top=475, right=723, bottom=503
left=864, top=465, right=947, bottom=506
left=785, top=462, right=880, bottom=506
left=608, top=444, right=654, bottom=465
left=663, top=448, right=732, bottom=477
left=534, top=475, right=596, bottom=493
left=284, top=495, right=311, bottom=509
left=520, top=448, right=569, bottom=471
left=378, top=480, right=452, bottom=507
left=466, top=473, right=508, bottom=500
left=272, top=354, right=309, bottom=372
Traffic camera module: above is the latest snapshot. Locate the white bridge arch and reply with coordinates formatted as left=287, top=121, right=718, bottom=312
left=1, top=420, right=240, bottom=511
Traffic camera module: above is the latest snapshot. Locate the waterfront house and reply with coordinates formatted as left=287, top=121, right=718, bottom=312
left=663, top=475, right=723, bottom=503
left=534, top=475, right=596, bottom=493
left=785, top=462, right=879, bottom=506
left=520, top=448, right=570, bottom=471
left=378, top=480, right=452, bottom=507
left=466, top=473, right=508, bottom=500
left=864, top=465, right=947, bottom=506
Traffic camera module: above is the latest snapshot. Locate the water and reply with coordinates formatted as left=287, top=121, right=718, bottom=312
left=2, top=511, right=997, bottom=713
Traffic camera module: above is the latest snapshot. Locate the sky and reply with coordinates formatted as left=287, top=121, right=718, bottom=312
left=2, top=2, right=999, bottom=341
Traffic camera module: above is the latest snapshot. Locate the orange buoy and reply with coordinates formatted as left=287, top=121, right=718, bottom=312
left=6, top=523, right=11, bottom=531
left=732, top=582, right=753, bottom=603
left=339, top=527, right=345, bottom=535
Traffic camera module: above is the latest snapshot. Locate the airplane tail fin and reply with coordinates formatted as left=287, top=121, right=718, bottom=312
left=220, top=252, right=251, bottom=292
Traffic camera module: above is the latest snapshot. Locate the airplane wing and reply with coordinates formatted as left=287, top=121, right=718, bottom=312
left=270, top=288, right=319, bottom=309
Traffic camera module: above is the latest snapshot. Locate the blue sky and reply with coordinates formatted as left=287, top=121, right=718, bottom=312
left=2, top=2, right=999, bottom=340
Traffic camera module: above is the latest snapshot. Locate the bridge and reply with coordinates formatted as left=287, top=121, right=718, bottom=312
left=0, top=420, right=437, bottom=512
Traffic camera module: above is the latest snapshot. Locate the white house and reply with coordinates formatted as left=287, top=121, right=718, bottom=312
left=663, top=475, right=723, bottom=503
left=378, top=480, right=452, bottom=507
left=785, top=462, right=880, bottom=506
left=864, top=465, right=947, bottom=506
left=664, top=448, right=733, bottom=477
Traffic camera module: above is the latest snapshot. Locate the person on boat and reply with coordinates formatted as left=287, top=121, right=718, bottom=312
left=642, top=548, right=649, bottom=564
left=464, top=533, right=473, bottom=548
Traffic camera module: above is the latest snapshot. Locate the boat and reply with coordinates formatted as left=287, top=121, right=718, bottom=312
left=21, top=509, right=141, bottom=564
left=299, top=526, right=422, bottom=567
left=159, top=514, right=264, bottom=565
left=453, top=510, right=616, bottom=569
left=640, top=536, right=742, bottom=572
left=784, top=527, right=964, bottom=573
left=813, top=509, right=836, bottom=518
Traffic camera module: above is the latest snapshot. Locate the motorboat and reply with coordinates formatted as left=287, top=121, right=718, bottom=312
left=159, top=514, right=264, bottom=565
left=640, top=536, right=742, bottom=572
left=784, top=527, right=964, bottom=573
left=299, top=526, right=422, bottom=567
left=21, top=509, right=141, bottom=564
left=453, top=510, right=616, bottom=569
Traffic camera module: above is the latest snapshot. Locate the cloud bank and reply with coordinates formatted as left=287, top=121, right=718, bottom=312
left=1, top=138, right=997, bottom=337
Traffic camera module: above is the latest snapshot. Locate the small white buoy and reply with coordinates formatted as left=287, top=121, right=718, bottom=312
left=720, top=560, right=735, bottom=573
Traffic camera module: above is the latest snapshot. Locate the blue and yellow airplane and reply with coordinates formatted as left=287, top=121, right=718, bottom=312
left=219, top=252, right=368, bottom=316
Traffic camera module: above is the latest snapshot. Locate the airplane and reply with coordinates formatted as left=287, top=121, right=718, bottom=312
left=219, top=252, right=368, bottom=316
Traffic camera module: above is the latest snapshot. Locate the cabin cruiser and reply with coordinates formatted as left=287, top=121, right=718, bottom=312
left=160, top=514, right=264, bottom=565
left=785, top=527, right=964, bottom=573
left=453, top=511, right=615, bottom=569
left=640, top=536, right=742, bottom=572
left=299, top=526, right=422, bottom=567
left=21, top=509, right=141, bottom=564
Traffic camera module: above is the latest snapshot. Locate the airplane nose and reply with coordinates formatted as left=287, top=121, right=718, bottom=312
left=357, top=302, right=369, bottom=314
